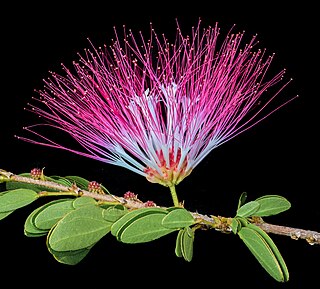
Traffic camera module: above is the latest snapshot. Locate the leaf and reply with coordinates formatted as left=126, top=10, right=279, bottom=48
left=180, top=226, right=194, bottom=262
left=246, top=223, right=289, bottom=282
left=238, top=226, right=288, bottom=282
left=24, top=206, right=49, bottom=237
left=0, top=189, right=38, bottom=212
left=48, top=176, right=73, bottom=187
left=65, top=176, right=90, bottom=190
left=236, top=201, right=260, bottom=218
left=103, top=205, right=127, bottom=222
left=111, top=207, right=168, bottom=238
left=237, top=192, right=247, bottom=210
left=175, top=229, right=184, bottom=258
left=162, top=208, right=195, bottom=229
left=118, top=212, right=176, bottom=243
left=72, top=196, right=97, bottom=208
left=231, top=218, right=241, bottom=234
left=253, top=195, right=291, bottom=217
left=48, top=205, right=112, bottom=251
left=34, top=199, right=74, bottom=230
left=49, top=247, right=92, bottom=265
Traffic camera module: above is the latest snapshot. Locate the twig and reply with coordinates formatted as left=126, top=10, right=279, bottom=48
left=1, top=169, right=319, bottom=245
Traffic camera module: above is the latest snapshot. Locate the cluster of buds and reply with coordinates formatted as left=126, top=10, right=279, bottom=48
left=30, top=168, right=43, bottom=180
left=143, top=200, right=156, bottom=207
left=123, top=191, right=138, bottom=201
left=87, top=181, right=105, bottom=194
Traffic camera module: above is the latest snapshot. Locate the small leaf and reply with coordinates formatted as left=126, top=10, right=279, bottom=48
left=65, top=176, right=90, bottom=190
left=24, top=206, right=49, bottom=237
left=236, top=201, right=260, bottom=218
left=246, top=223, right=289, bottom=282
left=238, top=227, right=287, bottom=282
left=0, top=189, right=38, bottom=212
left=72, top=196, right=97, bottom=208
left=118, top=212, right=176, bottom=243
left=175, top=229, right=184, bottom=258
left=237, top=192, right=248, bottom=210
left=162, top=208, right=195, bottom=229
left=254, top=195, right=291, bottom=217
left=181, top=226, right=194, bottom=262
left=48, top=205, right=112, bottom=251
left=48, top=176, right=73, bottom=187
left=231, top=218, right=241, bottom=234
left=103, top=205, right=127, bottom=222
left=49, top=247, right=92, bottom=265
left=34, top=199, right=74, bottom=230
left=111, top=207, right=168, bottom=238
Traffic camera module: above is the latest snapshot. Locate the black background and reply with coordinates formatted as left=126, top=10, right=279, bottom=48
left=1, top=2, right=319, bottom=288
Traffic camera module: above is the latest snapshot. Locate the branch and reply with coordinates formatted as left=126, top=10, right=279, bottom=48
left=1, top=169, right=319, bottom=245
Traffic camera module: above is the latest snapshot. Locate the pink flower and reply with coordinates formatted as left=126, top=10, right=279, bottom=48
left=20, top=20, right=296, bottom=187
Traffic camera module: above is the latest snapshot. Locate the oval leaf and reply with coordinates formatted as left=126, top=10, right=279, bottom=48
left=162, top=208, right=195, bottom=229
left=231, top=218, right=241, bottom=234
left=0, top=189, right=38, bottom=212
left=48, top=205, right=112, bottom=251
left=72, top=196, right=97, bottom=208
left=254, top=195, right=291, bottom=217
left=118, top=213, right=176, bottom=243
left=103, top=205, right=127, bottom=222
left=236, top=201, right=260, bottom=218
left=24, top=206, right=49, bottom=237
left=65, top=176, right=90, bottom=190
left=181, top=226, right=194, bottom=262
left=34, top=199, right=74, bottom=230
left=238, top=227, right=286, bottom=282
left=175, top=229, right=184, bottom=258
left=237, top=192, right=248, bottom=210
left=246, top=223, right=289, bottom=282
left=111, top=207, right=168, bottom=238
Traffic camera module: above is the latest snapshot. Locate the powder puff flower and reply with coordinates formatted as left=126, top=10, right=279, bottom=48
left=20, top=20, right=296, bottom=205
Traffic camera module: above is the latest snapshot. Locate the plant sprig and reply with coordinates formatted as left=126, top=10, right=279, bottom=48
left=1, top=168, right=319, bottom=283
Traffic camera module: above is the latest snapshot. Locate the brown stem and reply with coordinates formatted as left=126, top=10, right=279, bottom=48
left=1, top=169, right=319, bottom=245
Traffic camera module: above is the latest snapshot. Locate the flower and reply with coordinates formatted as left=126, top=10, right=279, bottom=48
left=20, top=20, right=296, bottom=187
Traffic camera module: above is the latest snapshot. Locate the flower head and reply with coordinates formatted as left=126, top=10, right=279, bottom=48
left=20, top=20, right=296, bottom=187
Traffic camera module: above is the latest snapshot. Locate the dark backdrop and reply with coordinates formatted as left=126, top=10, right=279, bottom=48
left=1, top=2, right=319, bottom=288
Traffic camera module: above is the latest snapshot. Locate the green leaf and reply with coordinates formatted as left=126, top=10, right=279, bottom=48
left=117, top=212, right=176, bottom=243
left=253, top=195, right=291, bottom=217
left=162, top=208, right=195, bottom=229
left=48, top=176, right=73, bottom=187
left=111, top=207, right=168, bottom=238
left=49, top=247, right=92, bottom=265
left=0, top=189, right=38, bottom=212
left=102, top=205, right=127, bottom=222
left=64, top=176, right=90, bottom=190
left=237, top=192, right=247, bottom=210
left=24, top=206, right=49, bottom=237
left=246, top=223, right=289, bottom=282
left=34, top=199, right=74, bottom=230
left=48, top=205, right=112, bottom=251
left=0, top=210, right=14, bottom=220
left=181, top=226, right=194, bottom=262
left=236, top=201, right=260, bottom=218
left=238, top=226, right=288, bottom=282
left=175, top=229, right=184, bottom=258
left=72, top=196, right=97, bottom=208
left=231, top=218, right=241, bottom=234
